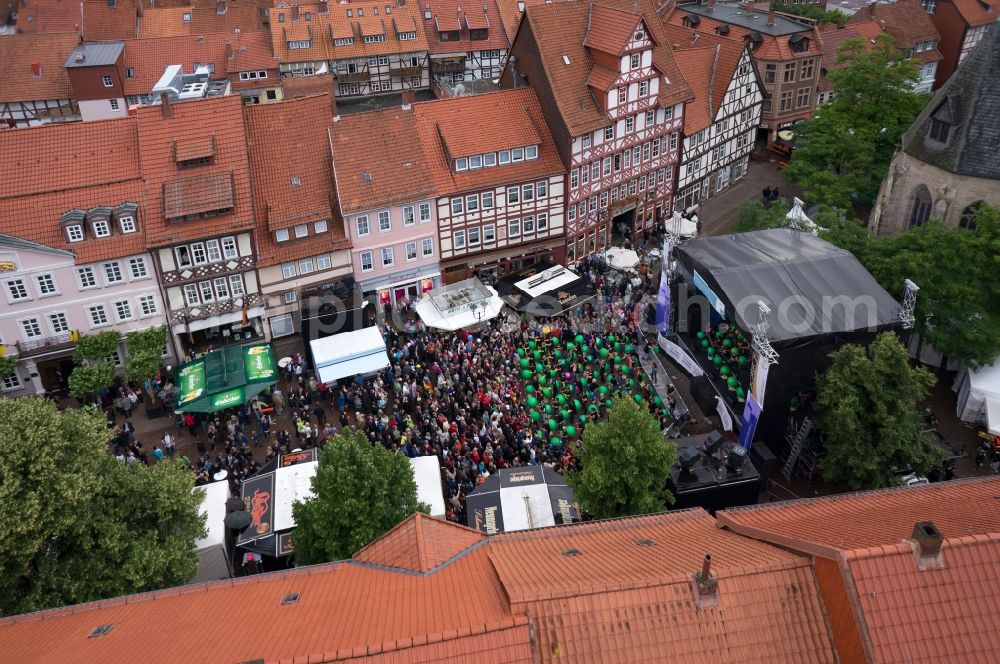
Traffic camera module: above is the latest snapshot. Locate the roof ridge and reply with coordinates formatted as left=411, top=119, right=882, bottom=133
left=844, top=530, right=1000, bottom=561
left=492, top=507, right=711, bottom=539
left=414, top=512, right=429, bottom=572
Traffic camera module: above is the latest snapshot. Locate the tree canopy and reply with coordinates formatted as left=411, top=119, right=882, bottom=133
left=0, top=398, right=204, bottom=616
left=68, top=330, right=121, bottom=400
left=291, top=430, right=428, bottom=565
left=816, top=332, right=940, bottom=490
left=565, top=396, right=676, bottom=518
left=784, top=35, right=928, bottom=209
left=730, top=199, right=791, bottom=234
left=124, top=326, right=167, bottom=385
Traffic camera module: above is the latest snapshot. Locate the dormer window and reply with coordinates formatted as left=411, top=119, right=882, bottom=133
left=288, top=39, right=312, bottom=49
left=118, top=216, right=136, bottom=233
left=439, top=30, right=460, bottom=41
left=469, top=28, right=488, bottom=40
left=182, top=12, right=192, bottom=22
left=789, top=34, right=810, bottom=54
left=925, top=98, right=954, bottom=149
left=398, top=31, right=416, bottom=40
left=363, top=34, right=386, bottom=43
left=928, top=118, right=951, bottom=145
left=93, top=220, right=111, bottom=237
left=66, top=225, right=84, bottom=242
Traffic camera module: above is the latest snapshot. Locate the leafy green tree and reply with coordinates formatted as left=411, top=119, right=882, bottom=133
left=74, top=330, right=121, bottom=362
left=292, top=430, right=428, bottom=564
left=0, top=398, right=204, bottom=616
left=565, top=396, right=676, bottom=518
left=0, top=355, right=16, bottom=380
left=124, top=326, right=166, bottom=386
left=816, top=333, right=940, bottom=490
left=773, top=0, right=848, bottom=25
left=68, top=330, right=121, bottom=400
left=731, top=199, right=791, bottom=234
left=785, top=36, right=928, bottom=209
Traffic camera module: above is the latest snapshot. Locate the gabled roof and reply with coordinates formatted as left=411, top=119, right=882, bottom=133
left=411, top=87, right=564, bottom=194
left=583, top=5, right=645, bottom=55
left=519, top=0, right=691, bottom=136
left=0, top=118, right=147, bottom=264
left=663, top=5, right=823, bottom=62
left=949, top=0, right=997, bottom=28
left=490, top=509, right=837, bottom=663
left=133, top=95, right=255, bottom=247
left=900, top=22, right=1000, bottom=180
left=0, top=32, right=80, bottom=103
left=847, top=0, right=940, bottom=48
left=244, top=93, right=350, bottom=267
left=718, top=476, right=1000, bottom=557
left=64, top=41, right=125, bottom=68
left=16, top=0, right=137, bottom=41
left=423, top=0, right=510, bottom=55
left=329, top=105, right=436, bottom=215
left=137, top=5, right=264, bottom=38
left=493, top=0, right=551, bottom=43
left=354, top=513, right=486, bottom=573
left=0, top=232, right=75, bottom=257
left=843, top=533, right=1000, bottom=664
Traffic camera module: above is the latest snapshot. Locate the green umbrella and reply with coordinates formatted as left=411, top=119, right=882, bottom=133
left=701, top=338, right=711, bottom=349
left=525, top=385, right=535, bottom=394
left=544, top=404, right=553, bottom=414
left=565, top=425, right=578, bottom=437
left=550, top=436, right=561, bottom=447
left=554, top=349, right=562, bottom=359
left=588, top=404, right=598, bottom=413
left=713, top=355, right=723, bottom=366
left=723, top=338, right=734, bottom=348
left=587, top=354, right=594, bottom=363
left=575, top=334, right=585, bottom=344
left=614, top=356, right=623, bottom=365
left=521, top=369, right=532, bottom=379
left=520, top=358, right=529, bottom=368
left=552, top=337, right=561, bottom=346
left=561, top=408, right=570, bottom=420
left=738, top=355, right=749, bottom=367
left=530, top=410, right=541, bottom=422
left=614, top=342, right=622, bottom=351
left=595, top=337, right=604, bottom=346
left=557, top=394, right=567, bottom=405
left=517, top=348, right=525, bottom=357
left=727, top=376, right=739, bottom=391
left=527, top=396, right=538, bottom=408
left=548, top=418, right=558, bottom=431
left=707, top=347, right=715, bottom=358
left=573, top=399, right=582, bottom=411
left=634, top=394, right=643, bottom=404
left=625, top=344, right=634, bottom=353
left=567, top=341, right=575, bottom=351
left=579, top=415, right=587, bottom=424
left=653, top=396, right=663, bottom=407
left=736, top=386, right=746, bottom=402
left=696, top=331, right=705, bottom=340
left=539, top=375, right=547, bottom=386
left=533, top=350, right=541, bottom=360
left=535, top=363, right=544, bottom=373
left=720, top=366, right=730, bottom=377
left=529, top=340, right=537, bottom=349
left=600, top=348, right=609, bottom=359
left=621, top=365, right=630, bottom=374
left=599, top=385, right=608, bottom=395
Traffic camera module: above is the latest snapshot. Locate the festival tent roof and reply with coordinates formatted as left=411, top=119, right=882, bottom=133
left=465, top=466, right=579, bottom=533
left=310, top=326, right=390, bottom=385
left=173, top=342, right=279, bottom=413
left=409, top=456, right=447, bottom=517
left=956, top=359, right=1000, bottom=434
left=675, top=228, right=902, bottom=344
left=415, top=278, right=506, bottom=331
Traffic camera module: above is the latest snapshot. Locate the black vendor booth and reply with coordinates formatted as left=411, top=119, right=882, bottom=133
left=670, top=228, right=904, bottom=449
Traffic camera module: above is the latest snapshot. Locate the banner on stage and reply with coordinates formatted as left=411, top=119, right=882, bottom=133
left=657, top=333, right=704, bottom=377
left=737, top=394, right=762, bottom=451
left=715, top=395, right=733, bottom=431
left=752, top=353, right=769, bottom=408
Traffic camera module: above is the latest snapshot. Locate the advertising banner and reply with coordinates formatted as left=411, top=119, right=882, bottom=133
left=280, top=449, right=317, bottom=467
left=499, top=466, right=543, bottom=488
left=547, top=485, right=580, bottom=525
left=238, top=472, right=275, bottom=544
left=277, top=532, right=295, bottom=556
left=244, top=343, right=278, bottom=383
left=752, top=353, right=770, bottom=408
left=210, top=387, right=245, bottom=411
left=466, top=494, right=505, bottom=535
left=658, top=333, right=704, bottom=377
left=176, top=358, right=207, bottom=407
left=737, top=393, right=762, bottom=451
left=656, top=273, right=671, bottom=334
left=693, top=270, right=726, bottom=317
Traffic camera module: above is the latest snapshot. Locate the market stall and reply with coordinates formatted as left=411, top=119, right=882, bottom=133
left=465, top=466, right=579, bottom=534
left=173, top=342, right=279, bottom=413
left=409, top=456, right=446, bottom=518
left=414, top=278, right=506, bottom=331
left=955, top=360, right=1000, bottom=435
left=192, top=479, right=233, bottom=582
left=310, top=326, right=390, bottom=385
left=236, top=451, right=318, bottom=559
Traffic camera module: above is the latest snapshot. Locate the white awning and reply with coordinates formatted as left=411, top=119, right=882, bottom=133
left=193, top=480, right=231, bottom=551
left=310, top=326, right=389, bottom=384
left=273, top=461, right=317, bottom=532
left=603, top=247, right=641, bottom=271
left=415, top=285, right=505, bottom=331
left=514, top=265, right=579, bottom=298
left=409, top=456, right=446, bottom=517
left=987, top=398, right=1000, bottom=436
left=498, top=483, right=556, bottom=530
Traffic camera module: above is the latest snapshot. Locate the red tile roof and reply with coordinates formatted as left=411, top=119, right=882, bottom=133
left=281, top=72, right=337, bottom=99
left=422, top=0, right=510, bottom=55
left=490, top=509, right=837, bottom=663
left=717, top=476, right=1000, bottom=558
left=354, top=512, right=486, bottom=573
left=663, top=5, right=823, bottom=62
left=520, top=0, right=692, bottom=136
left=950, top=0, right=999, bottom=27
left=671, top=45, right=715, bottom=133
left=329, top=105, right=436, bottom=215
left=0, top=32, right=80, bottom=103
left=244, top=93, right=350, bottom=268
left=0, top=118, right=148, bottom=264
left=843, top=533, right=1000, bottom=664
left=16, top=0, right=137, bottom=40
left=815, top=21, right=885, bottom=90
left=137, top=5, right=264, bottom=38
left=583, top=5, right=643, bottom=55
left=848, top=0, right=941, bottom=48
left=411, top=87, right=564, bottom=195
left=133, top=95, right=255, bottom=247
left=493, top=0, right=552, bottom=43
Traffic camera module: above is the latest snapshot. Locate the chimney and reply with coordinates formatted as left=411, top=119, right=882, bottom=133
left=401, top=89, right=416, bottom=108
left=318, top=0, right=328, bottom=14
left=911, top=522, right=944, bottom=570
left=691, top=554, right=719, bottom=609
left=31, top=62, right=42, bottom=78
left=291, top=3, right=299, bottom=20
left=767, top=5, right=775, bottom=25
left=707, top=0, right=714, bottom=11
left=160, top=91, right=171, bottom=118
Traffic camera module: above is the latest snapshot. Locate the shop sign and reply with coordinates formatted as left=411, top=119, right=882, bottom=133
left=176, top=358, right=207, bottom=406
left=210, top=387, right=245, bottom=410
left=244, top=343, right=277, bottom=383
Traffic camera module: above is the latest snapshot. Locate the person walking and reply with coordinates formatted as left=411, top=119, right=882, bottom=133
left=162, top=432, right=176, bottom=457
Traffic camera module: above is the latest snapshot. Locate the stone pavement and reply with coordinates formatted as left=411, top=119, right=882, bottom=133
left=697, top=156, right=805, bottom=237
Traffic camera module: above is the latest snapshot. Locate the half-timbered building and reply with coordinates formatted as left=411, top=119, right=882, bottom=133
left=0, top=33, right=81, bottom=128
left=136, top=95, right=264, bottom=359
left=667, top=32, right=764, bottom=212
left=269, top=1, right=431, bottom=100
left=422, top=0, right=509, bottom=83
left=414, top=88, right=566, bottom=283
left=502, top=0, right=692, bottom=261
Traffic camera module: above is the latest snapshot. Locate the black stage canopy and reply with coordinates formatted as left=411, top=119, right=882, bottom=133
left=494, top=261, right=597, bottom=318
left=465, top=465, right=579, bottom=534
left=675, top=229, right=902, bottom=345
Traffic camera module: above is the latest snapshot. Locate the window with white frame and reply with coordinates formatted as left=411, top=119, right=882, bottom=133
left=639, top=80, right=648, bottom=97
left=191, top=243, right=207, bottom=265
left=526, top=145, right=538, bottom=160
left=381, top=247, right=394, bottom=266
left=507, top=186, right=520, bottom=204
left=466, top=194, right=479, bottom=212
left=419, top=202, right=431, bottom=222
left=35, top=274, right=57, bottom=296
left=49, top=312, right=69, bottom=334
left=199, top=281, right=215, bottom=303
left=421, top=237, right=433, bottom=256
left=454, top=230, right=466, bottom=249
left=281, top=262, right=296, bottom=279
left=1, top=369, right=20, bottom=390
left=356, top=215, right=370, bottom=236
left=484, top=152, right=496, bottom=167
left=114, top=300, right=133, bottom=321
left=571, top=169, right=579, bottom=189
left=601, top=191, right=609, bottom=209
left=451, top=198, right=464, bottom=214
left=569, top=206, right=576, bottom=222
left=537, top=213, right=548, bottom=231
left=403, top=206, right=415, bottom=226
left=536, top=181, right=547, bottom=198
left=214, top=277, right=230, bottom=299
left=119, top=215, right=137, bottom=233
left=175, top=246, right=192, bottom=268
left=314, top=220, right=328, bottom=234
left=456, top=157, right=468, bottom=172
left=317, top=254, right=332, bottom=270
left=483, top=224, right=495, bottom=242
left=21, top=318, right=42, bottom=339
left=512, top=147, right=524, bottom=162
left=139, top=295, right=159, bottom=316
left=103, top=262, right=123, bottom=284
left=206, top=239, right=221, bottom=262
left=276, top=228, right=290, bottom=242
left=523, top=216, right=534, bottom=233
left=508, top=219, right=520, bottom=237
left=88, top=304, right=109, bottom=327
left=468, top=228, right=480, bottom=246
left=102, top=74, right=114, bottom=87
left=522, top=184, right=534, bottom=202
left=77, top=267, right=98, bottom=290
left=66, top=225, right=84, bottom=243
left=295, top=224, right=309, bottom=239
left=93, top=220, right=111, bottom=237
left=221, top=237, right=238, bottom=259
left=469, top=155, right=482, bottom=169
left=360, top=251, right=374, bottom=271
left=630, top=53, right=640, bottom=70
left=481, top=191, right=494, bottom=209
left=184, top=283, right=200, bottom=305
left=299, top=257, right=314, bottom=274
left=270, top=313, right=294, bottom=338
left=128, top=257, right=148, bottom=279
left=405, top=241, right=417, bottom=261
left=499, top=150, right=511, bottom=164
left=646, top=109, right=655, bottom=126
left=229, top=274, right=245, bottom=297
left=284, top=291, right=297, bottom=304
left=618, top=87, right=627, bottom=104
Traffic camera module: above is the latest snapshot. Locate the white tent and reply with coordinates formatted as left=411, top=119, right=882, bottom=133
left=416, top=279, right=506, bottom=331
left=311, top=326, right=389, bottom=385
left=192, top=480, right=232, bottom=583
left=603, top=246, right=641, bottom=271
left=955, top=360, right=1000, bottom=434
left=273, top=460, right=317, bottom=530
left=409, top=456, right=446, bottom=517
